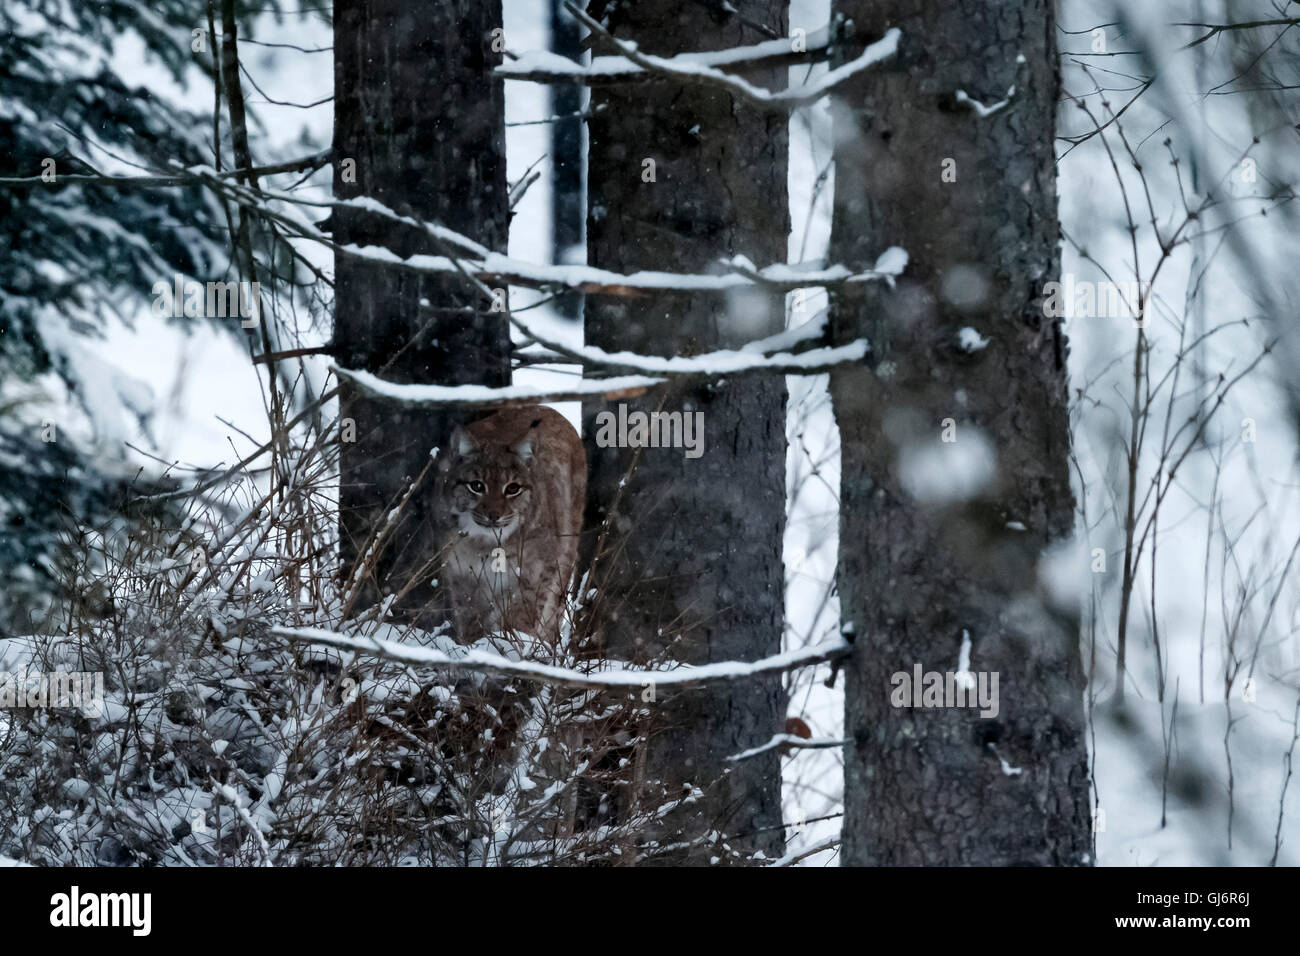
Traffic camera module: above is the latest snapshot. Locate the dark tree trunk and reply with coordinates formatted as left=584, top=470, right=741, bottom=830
left=581, top=0, right=790, bottom=864
left=828, top=0, right=1093, bottom=864
left=549, top=0, right=584, bottom=320
left=333, top=0, right=510, bottom=619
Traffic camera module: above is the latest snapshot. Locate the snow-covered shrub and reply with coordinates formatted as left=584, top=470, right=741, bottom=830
left=0, top=425, right=658, bottom=866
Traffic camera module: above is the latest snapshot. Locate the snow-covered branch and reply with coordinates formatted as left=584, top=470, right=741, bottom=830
left=727, top=733, right=846, bottom=762
left=333, top=367, right=660, bottom=407
left=955, top=86, right=1015, bottom=118
left=272, top=626, right=850, bottom=691
left=567, top=5, right=899, bottom=111
left=509, top=325, right=873, bottom=376
left=332, top=334, right=875, bottom=407
left=504, top=267, right=887, bottom=375
left=499, top=24, right=836, bottom=85
left=14, top=165, right=906, bottom=300
left=327, top=242, right=903, bottom=296
left=772, top=835, right=840, bottom=867
left=211, top=779, right=273, bottom=867
left=207, top=171, right=905, bottom=294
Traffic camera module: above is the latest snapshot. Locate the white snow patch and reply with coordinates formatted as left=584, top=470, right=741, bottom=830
left=989, top=743, right=1023, bottom=776
left=954, top=629, right=976, bottom=691
left=957, top=327, right=990, bottom=352
left=955, top=86, right=1014, bottom=118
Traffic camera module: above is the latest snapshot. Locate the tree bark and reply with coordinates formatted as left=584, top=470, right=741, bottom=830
left=333, top=0, right=510, bottom=620
left=581, top=0, right=790, bottom=864
left=828, top=0, right=1093, bottom=864
left=549, top=0, right=584, bottom=320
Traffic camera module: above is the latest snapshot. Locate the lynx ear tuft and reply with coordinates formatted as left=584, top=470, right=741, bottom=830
left=512, top=435, right=535, bottom=462
left=452, top=425, right=476, bottom=457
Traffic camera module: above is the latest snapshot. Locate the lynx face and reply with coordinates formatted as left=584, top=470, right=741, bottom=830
left=444, top=433, right=535, bottom=543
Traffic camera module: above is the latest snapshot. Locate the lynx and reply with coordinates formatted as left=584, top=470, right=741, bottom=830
left=439, top=405, right=586, bottom=645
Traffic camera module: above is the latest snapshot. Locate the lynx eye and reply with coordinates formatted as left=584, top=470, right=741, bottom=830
left=503, top=482, right=523, bottom=497
left=467, top=480, right=486, bottom=495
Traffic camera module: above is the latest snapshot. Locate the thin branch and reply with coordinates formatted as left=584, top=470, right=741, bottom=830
left=772, top=835, right=840, bottom=866
left=252, top=346, right=333, bottom=366
left=0, top=150, right=333, bottom=189
left=727, top=734, right=846, bottom=762
left=1178, top=18, right=1300, bottom=49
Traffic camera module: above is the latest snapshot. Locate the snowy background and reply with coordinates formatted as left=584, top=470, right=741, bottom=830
left=5, top=0, right=1299, bottom=865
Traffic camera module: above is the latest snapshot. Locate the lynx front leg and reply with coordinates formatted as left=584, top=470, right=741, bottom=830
left=447, top=579, right=481, bottom=643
